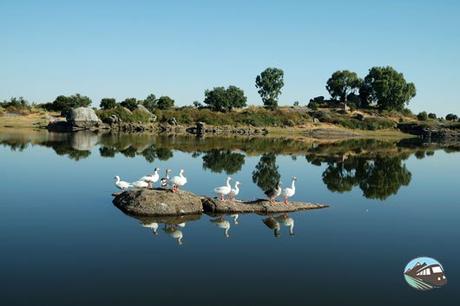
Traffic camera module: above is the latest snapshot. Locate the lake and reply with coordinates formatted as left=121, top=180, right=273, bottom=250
left=1, top=129, right=459, bottom=306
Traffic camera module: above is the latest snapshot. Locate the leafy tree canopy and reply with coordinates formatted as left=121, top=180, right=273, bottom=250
left=255, top=67, right=284, bottom=109
left=362, top=66, right=416, bottom=111
left=100, top=98, right=117, bottom=110
left=120, top=98, right=138, bottom=111
left=142, top=94, right=157, bottom=112
left=326, top=70, right=362, bottom=102
left=203, top=85, right=247, bottom=112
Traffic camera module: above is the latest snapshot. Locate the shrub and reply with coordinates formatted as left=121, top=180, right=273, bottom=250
left=417, top=111, right=428, bottom=121
left=446, top=113, right=458, bottom=121
left=157, top=96, right=175, bottom=110
left=100, top=98, right=117, bottom=110
left=44, top=94, right=91, bottom=112
left=428, top=113, right=437, bottom=119
left=97, top=106, right=150, bottom=123
left=120, top=98, right=138, bottom=111
left=0, top=97, right=32, bottom=114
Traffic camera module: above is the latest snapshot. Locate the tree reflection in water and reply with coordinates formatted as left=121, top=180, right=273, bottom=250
left=252, top=153, right=281, bottom=193
left=202, top=149, right=245, bottom=174
left=316, top=155, right=412, bottom=200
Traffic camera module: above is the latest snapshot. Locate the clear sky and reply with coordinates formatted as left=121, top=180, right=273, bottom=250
left=1, top=0, right=459, bottom=114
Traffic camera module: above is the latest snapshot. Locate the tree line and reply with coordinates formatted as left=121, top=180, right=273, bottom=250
left=3, top=65, right=458, bottom=120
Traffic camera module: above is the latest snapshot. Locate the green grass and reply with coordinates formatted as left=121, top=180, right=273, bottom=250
left=97, top=106, right=151, bottom=123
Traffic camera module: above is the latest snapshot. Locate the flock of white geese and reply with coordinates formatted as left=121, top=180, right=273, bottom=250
left=115, top=168, right=297, bottom=203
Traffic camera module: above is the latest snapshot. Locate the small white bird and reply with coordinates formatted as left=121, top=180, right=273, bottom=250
left=139, top=167, right=160, bottom=188
left=131, top=180, right=149, bottom=189
left=160, top=169, right=172, bottom=188
left=142, top=222, right=159, bottom=236
left=282, top=177, right=297, bottom=204
left=214, top=177, right=232, bottom=201
left=170, top=169, right=187, bottom=192
left=114, top=176, right=131, bottom=190
left=210, top=217, right=231, bottom=238
left=229, top=181, right=241, bottom=200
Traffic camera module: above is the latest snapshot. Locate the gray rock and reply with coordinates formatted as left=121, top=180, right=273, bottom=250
left=135, top=104, right=157, bottom=122
left=113, top=189, right=203, bottom=216
left=66, top=107, right=101, bottom=127
left=113, top=188, right=328, bottom=216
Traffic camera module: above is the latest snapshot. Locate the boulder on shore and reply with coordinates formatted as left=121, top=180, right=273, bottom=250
left=113, top=188, right=328, bottom=216
left=48, top=107, right=106, bottom=132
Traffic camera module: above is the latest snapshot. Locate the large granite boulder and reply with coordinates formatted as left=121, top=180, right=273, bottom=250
left=135, top=104, right=157, bottom=122
left=113, top=189, right=204, bottom=216
left=66, top=107, right=102, bottom=128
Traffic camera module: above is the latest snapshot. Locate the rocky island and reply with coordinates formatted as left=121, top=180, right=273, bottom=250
left=113, top=188, right=328, bottom=217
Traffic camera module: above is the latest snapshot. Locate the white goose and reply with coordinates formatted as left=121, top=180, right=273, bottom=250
left=210, top=217, right=231, bottom=238
left=114, top=176, right=131, bottom=190
left=229, top=181, right=241, bottom=200
left=140, top=167, right=160, bottom=188
left=170, top=169, right=187, bottom=192
left=142, top=222, right=159, bottom=236
left=282, top=177, right=297, bottom=204
left=131, top=180, right=149, bottom=189
left=214, top=177, right=232, bottom=201
left=160, top=169, right=172, bottom=188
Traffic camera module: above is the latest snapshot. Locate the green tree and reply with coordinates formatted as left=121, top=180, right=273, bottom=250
left=203, top=85, right=247, bottom=112
left=193, top=100, right=202, bottom=108
left=428, top=113, right=437, bottom=119
left=252, top=153, right=281, bottom=193
left=142, top=94, right=157, bottom=112
left=157, top=96, right=175, bottom=110
left=49, top=93, right=92, bottom=116
left=255, top=67, right=284, bottom=109
left=120, top=98, right=138, bottom=111
left=417, top=111, right=428, bottom=121
left=100, top=98, right=117, bottom=110
left=362, top=66, right=416, bottom=111
left=446, top=113, right=458, bottom=121
left=326, top=70, right=362, bottom=103
left=293, top=101, right=300, bottom=106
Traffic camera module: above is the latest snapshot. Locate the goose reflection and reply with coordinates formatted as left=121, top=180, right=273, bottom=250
left=230, top=214, right=239, bottom=225
left=262, top=214, right=295, bottom=237
left=163, top=224, right=184, bottom=245
left=141, top=222, right=159, bottom=236
left=210, top=216, right=231, bottom=238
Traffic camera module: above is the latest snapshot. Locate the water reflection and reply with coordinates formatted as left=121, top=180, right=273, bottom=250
left=262, top=214, right=295, bottom=237
left=137, top=215, right=200, bottom=245
left=2, top=130, right=460, bottom=199
left=210, top=216, right=231, bottom=238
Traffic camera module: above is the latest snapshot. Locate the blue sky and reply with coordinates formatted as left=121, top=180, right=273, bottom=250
left=1, top=0, right=459, bottom=114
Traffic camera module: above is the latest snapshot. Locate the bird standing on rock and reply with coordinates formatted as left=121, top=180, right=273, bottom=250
left=265, top=182, right=282, bottom=203
left=282, top=177, right=297, bottom=204
left=214, top=177, right=232, bottom=201
left=114, top=176, right=131, bottom=190
left=140, top=167, right=160, bottom=188
left=170, top=169, right=187, bottom=192
left=160, top=169, right=172, bottom=188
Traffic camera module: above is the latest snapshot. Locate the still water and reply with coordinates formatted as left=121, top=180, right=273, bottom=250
left=1, top=130, right=459, bottom=305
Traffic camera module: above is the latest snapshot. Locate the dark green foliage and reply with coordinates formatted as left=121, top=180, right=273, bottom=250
left=100, top=98, right=117, bottom=110
left=202, top=150, right=245, bottom=174
left=320, top=155, right=412, bottom=200
left=192, top=101, right=202, bottom=108
left=143, top=94, right=157, bottom=112
left=326, top=70, right=362, bottom=102
left=120, top=98, right=138, bottom=111
left=293, top=101, right=300, bottom=106
left=446, top=113, right=458, bottom=121
left=203, top=86, right=247, bottom=112
left=312, top=111, right=395, bottom=130
left=417, top=111, right=428, bottom=121
left=428, top=113, right=437, bottom=119
left=157, top=96, right=175, bottom=110
left=97, top=106, right=151, bottom=123
left=44, top=94, right=92, bottom=113
left=255, top=67, right=284, bottom=109
left=362, top=66, right=416, bottom=110
left=252, top=153, right=281, bottom=192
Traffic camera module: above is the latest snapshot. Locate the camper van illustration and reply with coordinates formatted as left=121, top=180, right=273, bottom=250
left=404, top=257, right=447, bottom=291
